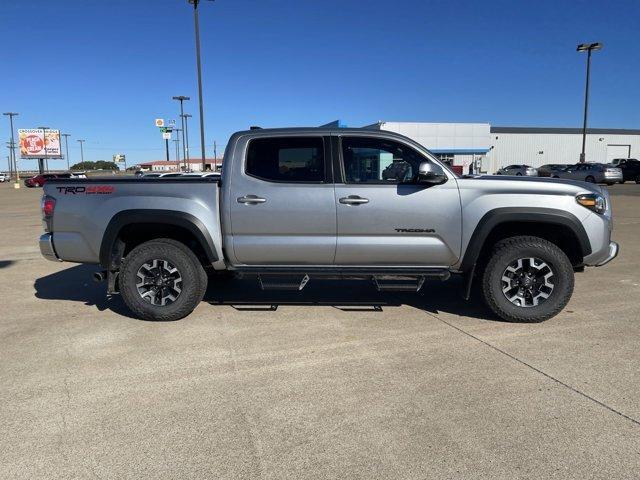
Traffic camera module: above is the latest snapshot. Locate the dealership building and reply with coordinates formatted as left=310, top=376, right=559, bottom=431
left=367, top=121, right=640, bottom=174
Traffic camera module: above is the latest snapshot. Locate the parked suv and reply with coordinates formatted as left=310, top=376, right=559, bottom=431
left=552, top=163, right=622, bottom=185
left=610, top=158, right=640, bottom=183
left=25, top=173, right=72, bottom=188
left=495, top=165, right=538, bottom=176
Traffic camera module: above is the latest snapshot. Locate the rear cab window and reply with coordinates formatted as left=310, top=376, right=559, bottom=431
left=246, top=137, right=325, bottom=183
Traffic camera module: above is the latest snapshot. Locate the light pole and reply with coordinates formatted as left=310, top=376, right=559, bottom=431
left=172, top=96, right=189, bottom=170
left=174, top=128, right=182, bottom=167
left=3, top=112, right=18, bottom=182
left=77, top=139, right=85, bottom=164
left=173, top=137, right=180, bottom=168
left=62, top=133, right=71, bottom=171
left=38, top=126, right=49, bottom=173
left=577, top=42, right=603, bottom=163
left=182, top=113, right=192, bottom=165
left=187, top=0, right=211, bottom=171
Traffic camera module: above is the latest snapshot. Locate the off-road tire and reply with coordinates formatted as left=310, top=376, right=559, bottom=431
left=120, top=238, right=207, bottom=321
left=481, top=236, right=574, bottom=323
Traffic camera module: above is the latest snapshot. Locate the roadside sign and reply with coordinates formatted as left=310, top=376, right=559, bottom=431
left=169, top=119, right=176, bottom=127
left=155, top=118, right=165, bottom=127
left=162, top=132, right=171, bottom=140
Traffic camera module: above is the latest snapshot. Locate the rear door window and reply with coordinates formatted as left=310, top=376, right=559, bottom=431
left=246, top=137, right=325, bottom=183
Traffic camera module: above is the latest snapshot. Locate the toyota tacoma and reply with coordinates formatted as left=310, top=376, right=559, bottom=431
left=39, top=127, right=618, bottom=322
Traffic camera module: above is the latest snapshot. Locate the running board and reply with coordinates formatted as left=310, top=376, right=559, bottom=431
left=258, top=274, right=310, bottom=291
left=373, top=275, right=427, bottom=292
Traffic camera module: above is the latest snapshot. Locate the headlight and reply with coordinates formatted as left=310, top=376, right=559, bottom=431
left=576, top=193, right=606, bottom=214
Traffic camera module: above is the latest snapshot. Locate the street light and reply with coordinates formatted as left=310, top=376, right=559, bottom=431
left=172, top=95, right=189, bottom=170
left=3, top=112, right=18, bottom=182
left=38, top=126, right=49, bottom=173
left=187, top=0, right=213, bottom=171
left=61, top=133, right=71, bottom=171
left=182, top=113, right=192, bottom=165
left=576, top=42, right=603, bottom=163
left=77, top=139, right=85, bottom=163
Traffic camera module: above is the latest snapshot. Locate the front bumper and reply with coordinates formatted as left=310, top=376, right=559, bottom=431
left=595, top=241, right=619, bottom=266
left=39, top=233, right=61, bottom=262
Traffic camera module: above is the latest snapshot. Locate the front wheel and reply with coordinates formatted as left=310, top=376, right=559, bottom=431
left=585, top=175, right=595, bottom=183
left=119, top=239, right=208, bottom=321
left=481, top=236, right=574, bottom=323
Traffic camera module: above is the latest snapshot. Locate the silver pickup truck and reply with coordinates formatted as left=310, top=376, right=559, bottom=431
left=40, top=127, right=618, bottom=322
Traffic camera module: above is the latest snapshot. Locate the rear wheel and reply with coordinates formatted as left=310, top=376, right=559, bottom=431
left=120, top=239, right=207, bottom=321
left=585, top=175, right=595, bottom=183
left=635, top=175, right=640, bottom=184
left=481, top=236, right=574, bottom=323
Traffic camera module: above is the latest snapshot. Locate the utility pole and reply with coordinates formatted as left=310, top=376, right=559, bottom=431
left=165, top=137, right=170, bottom=161
left=576, top=42, right=603, bottom=163
left=187, top=0, right=210, bottom=171
left=62, top=133, right=71, bottom=170
left=3, top=112, right=19, bottom=182
left=77, top=139, right=85, bottom=164
left=173, top=138, right=180, bottom=168
left=182, top=113, right=192, bottom=166
left=172, top=96, right=189, bottom=171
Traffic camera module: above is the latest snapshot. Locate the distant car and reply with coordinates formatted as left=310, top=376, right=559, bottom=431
left=553, top=163, right=622, bottom=185
left=495, top=164, right=538, bottom=176
left=142, top=172, right=162, bottom=177
left=0, top=173, right=9, bottom=182
left=70, top=171, right=87, bottom=179
left=24, top=173, right=72, bottom=188
left=537, top=164, right=568, bottom=177
left=158, top=172, right=184, bottom=177
left=610, top=158, right=640, bottom=183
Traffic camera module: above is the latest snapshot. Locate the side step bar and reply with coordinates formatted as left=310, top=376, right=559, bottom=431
left=258, top=274, right=310, bottom=291
left=251, top=269, right=451, bottom=292
left=373, top=275, right=427, bottom=292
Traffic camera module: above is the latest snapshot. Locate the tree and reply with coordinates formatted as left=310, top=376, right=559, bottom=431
left=94, top=161, right=119, bottom=170
left=70, top=161, right=95, bottom=170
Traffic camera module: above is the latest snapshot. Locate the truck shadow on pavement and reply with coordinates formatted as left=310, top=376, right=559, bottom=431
left=34, top=264, right=135, bottom=319
left=34, top=265, right=498, bottom=321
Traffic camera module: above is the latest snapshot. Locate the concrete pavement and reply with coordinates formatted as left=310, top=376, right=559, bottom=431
left=1, top=183, right=638, bottom=479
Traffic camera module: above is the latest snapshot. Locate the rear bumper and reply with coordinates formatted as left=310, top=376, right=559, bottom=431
left=595, top=241, right=619, bottom=266
left=39, top=233, right=61, bottom=262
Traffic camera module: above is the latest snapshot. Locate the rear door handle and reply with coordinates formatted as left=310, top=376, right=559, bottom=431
left=339, top=195, right=369, bottom=205
left=237, top=195, right=267, bottom=204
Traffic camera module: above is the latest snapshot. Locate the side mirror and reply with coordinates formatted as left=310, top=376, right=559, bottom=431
left=417, top=161, right=447, bottom=185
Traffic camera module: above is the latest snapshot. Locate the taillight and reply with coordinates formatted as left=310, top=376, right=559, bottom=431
left=42, top=195, right=56, bottom=218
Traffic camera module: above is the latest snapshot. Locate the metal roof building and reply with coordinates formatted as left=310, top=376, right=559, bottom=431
left=368, top=121, right=640, bottom=174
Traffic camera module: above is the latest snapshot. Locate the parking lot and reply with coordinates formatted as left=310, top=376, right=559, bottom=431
left=1, top=183, right=638, bottom=479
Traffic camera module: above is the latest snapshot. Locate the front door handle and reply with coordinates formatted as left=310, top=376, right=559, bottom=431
left=237, top=195, right=267, bottom=205
left=339, top=195, right=369, bottom=205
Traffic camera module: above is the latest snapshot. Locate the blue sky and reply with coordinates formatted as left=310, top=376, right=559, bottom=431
left=1, top=0, right=639, bottom=170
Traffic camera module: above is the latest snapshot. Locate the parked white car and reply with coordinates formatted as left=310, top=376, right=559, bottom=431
left=0, top=173, right=9, bottom=182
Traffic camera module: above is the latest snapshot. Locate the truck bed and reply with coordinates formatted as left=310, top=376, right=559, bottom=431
left=44, top=176, right=222, bottom=265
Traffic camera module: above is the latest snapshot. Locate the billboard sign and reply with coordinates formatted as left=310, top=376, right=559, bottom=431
left=155, top=118, right=164, bottom=127
left=18, top=129, right=63, bottom=159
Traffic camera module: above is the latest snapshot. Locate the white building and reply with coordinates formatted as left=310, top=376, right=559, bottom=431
left=488, top=127, right=640, bottom=172
left=369, top=121, right=640, bottom=174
